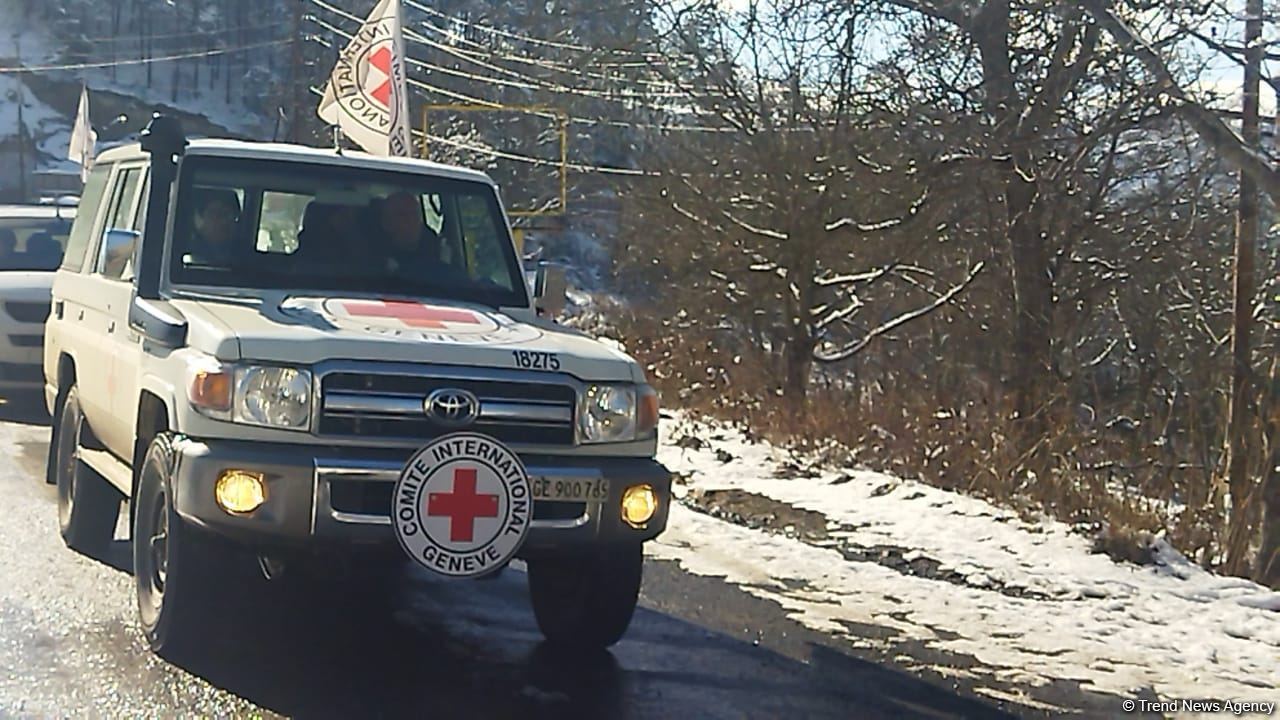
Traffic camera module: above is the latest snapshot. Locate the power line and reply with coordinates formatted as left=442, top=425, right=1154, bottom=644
left=412, top=18, right=698, bottom=95
left=413, top=17, right=683, bottom=87
left=313, top=13, right=698, bottom=102
left=308, top=16, right=734, bottom=133
left=405, top=0, right=653, bottom=56
left=0, top=39, right=290, bottom=74
left=404, top=0, right=670, bottom=69
left=418, top=129, right=653, bottom=176
left=306, top=85, right=655, bottom=176
left=76, top=20, right=290, bottom=44
left=330, top=40, right=735, bottom=133
left=309, top=0, right=708, bottom=103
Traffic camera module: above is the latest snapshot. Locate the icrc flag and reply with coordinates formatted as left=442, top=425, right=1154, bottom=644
left=68, top=84, right=97, bottom=183
left=316, top=0, right=412, bottom=157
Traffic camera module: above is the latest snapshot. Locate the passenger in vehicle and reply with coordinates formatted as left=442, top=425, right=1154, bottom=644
left=187, top=189, right=242, bottom=266
left=298, top=201, right=361, bottom=267
left=26, top=232, right=64, bottom=271
left=378, top=192, right=444, bottom=276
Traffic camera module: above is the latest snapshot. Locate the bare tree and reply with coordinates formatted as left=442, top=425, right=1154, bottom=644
left=1080, top=0, right=1280, bottom=586
left=623, top=0, right=984, bottom=404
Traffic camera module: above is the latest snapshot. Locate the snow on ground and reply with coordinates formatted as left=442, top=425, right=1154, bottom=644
left=81, top=64, right=271, bottom=138
left=0, top=4, right=58, bottom=64
left=0, top=4, right=80, bottom=175
left=0, top=73, right=73, bottom=169
left=650, top=413, right=1280, bottom=709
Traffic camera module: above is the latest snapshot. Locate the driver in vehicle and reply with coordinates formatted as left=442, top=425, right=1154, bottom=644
left=379, top=192, right=446, bottom=276
left=187, top=189, right=242, bottom=266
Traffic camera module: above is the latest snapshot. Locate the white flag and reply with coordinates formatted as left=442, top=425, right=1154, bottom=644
left=317, top=0, right=412, bottom=157
left=68, top=84, right=97, bottom=183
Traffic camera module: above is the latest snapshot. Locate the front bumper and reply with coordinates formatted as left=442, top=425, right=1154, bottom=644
left=170, top=437, right=672, bottom=557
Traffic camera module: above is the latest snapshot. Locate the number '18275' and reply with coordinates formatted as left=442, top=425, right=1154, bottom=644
left=513, top=350, right=561, bottom=371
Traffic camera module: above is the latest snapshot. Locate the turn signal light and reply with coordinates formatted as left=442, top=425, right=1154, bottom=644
left=638, top=386, right=660, bottom=436
left=215, top=470, right=267, bottom=514
left=190, top=370, right=233, bottom=412
left=621, top=484, right=658, bottom=528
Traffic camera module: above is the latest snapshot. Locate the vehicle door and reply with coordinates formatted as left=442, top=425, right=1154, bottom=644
left=109, top=170, right=151, bottom=455
left=85, top=163, right=146, bottom=458
left=48, top=163, right=116, bottom=431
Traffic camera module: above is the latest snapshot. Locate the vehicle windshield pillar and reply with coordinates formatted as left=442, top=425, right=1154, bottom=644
left=137, top=114, right=188, bottom=299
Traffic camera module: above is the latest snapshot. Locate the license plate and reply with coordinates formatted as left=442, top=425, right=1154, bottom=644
left=531, top=475, right=607, bottom=502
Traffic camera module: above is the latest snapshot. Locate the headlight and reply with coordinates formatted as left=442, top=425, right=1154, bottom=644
left=234, top=366, right=312, bottom=430
left=188, top=360, right=312, bottom=430
left=579, top=384, right=647, bottom=444
left=579, top=384, right=636, bottom=443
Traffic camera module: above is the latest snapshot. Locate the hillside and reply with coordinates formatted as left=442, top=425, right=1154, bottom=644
left=0, top=0, right=282, bottom=200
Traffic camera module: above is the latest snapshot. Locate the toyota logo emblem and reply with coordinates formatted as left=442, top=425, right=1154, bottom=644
left=424, top=388, right=480, bottom=427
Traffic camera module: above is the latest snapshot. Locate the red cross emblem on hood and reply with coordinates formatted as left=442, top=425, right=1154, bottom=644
left=341, top=300, right=481, bottom=329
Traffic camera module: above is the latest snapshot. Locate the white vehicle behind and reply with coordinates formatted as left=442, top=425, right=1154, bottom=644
left=0, top=204, right=75, bottom=390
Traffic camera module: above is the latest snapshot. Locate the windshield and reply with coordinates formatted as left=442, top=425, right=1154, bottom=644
left=0, top=217, right=72, bottom=271
left=169, top=156, right=529, bottom=307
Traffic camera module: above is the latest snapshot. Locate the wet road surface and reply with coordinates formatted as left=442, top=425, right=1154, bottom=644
left=0, top=390, right=1014, bottom=719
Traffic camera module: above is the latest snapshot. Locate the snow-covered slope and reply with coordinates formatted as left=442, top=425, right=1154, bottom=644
left=651, top=414, right=1280, bottom=710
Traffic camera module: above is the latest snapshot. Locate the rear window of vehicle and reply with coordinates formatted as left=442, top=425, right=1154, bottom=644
left=0, top=218, right=73, bottom=271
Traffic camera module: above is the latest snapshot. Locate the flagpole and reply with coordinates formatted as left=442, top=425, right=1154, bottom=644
left=316, top=0, right=411, bottom=157
left=80, top=83, right=89, bottom=177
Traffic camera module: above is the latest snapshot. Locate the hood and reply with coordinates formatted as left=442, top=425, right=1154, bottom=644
left=172, top=293, right=642, bottom=383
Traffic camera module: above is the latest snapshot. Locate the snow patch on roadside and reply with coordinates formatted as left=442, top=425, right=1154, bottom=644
left=652, top=415, right=1280, bottom=706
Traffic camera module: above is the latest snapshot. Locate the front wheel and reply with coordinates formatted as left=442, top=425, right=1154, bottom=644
left=527, top=545, right=644, bottom=650
left=133, top=433, right=248, bottom=656
left=54, top=386, right=121, bottom=555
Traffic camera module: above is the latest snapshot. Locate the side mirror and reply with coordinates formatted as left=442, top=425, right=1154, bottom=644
left=533, top=262, right=567, bottom=318
left=128, top=295, right=188, bottom=348
left=100, top=228, right=141, bottom=277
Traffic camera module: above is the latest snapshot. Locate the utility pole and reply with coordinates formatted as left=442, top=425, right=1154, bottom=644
left=287, top=0, right=304, bottom=143
left=1224, top=0, right=1263, bottom=575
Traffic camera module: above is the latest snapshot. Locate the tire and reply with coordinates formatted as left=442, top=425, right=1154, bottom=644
left=133, top=432, right=241, bottom=656
left=45, top=391, right=61, bottom=485
left=527, top=544, right=644, bottom=650
left=54, top=387, right=122, bottom=554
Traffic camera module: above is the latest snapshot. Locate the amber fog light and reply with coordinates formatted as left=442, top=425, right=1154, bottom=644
left=215, top=470, right=267, bottom=514
left=621, top=484, right=658, bottom=528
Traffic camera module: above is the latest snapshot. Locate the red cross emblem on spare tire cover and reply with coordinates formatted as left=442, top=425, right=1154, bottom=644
left=393, top=433, right=533, bottom=577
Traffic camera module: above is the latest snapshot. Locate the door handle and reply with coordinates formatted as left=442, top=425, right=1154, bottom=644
left=54, top=300, right=64, bottom=319
left=77, top=309, right=84, bottom=321
left=108, top=321, right=116, bottom=333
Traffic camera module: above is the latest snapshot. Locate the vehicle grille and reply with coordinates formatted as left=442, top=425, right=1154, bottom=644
left=3, top=301, right=50, bottom=324
left=8, top=334, right=41, bottom=348
left=328, top=479, right=585, bottom=521
left=318, top=372, right=577, bottom=446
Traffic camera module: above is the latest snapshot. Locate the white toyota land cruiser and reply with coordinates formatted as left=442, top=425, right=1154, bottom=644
left=44, top=116, right=670, bottom=654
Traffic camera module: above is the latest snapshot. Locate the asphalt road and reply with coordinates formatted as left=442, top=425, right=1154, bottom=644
left=0, top=389, right=1014, bottom=720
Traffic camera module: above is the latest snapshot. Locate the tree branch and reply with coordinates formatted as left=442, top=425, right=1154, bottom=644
left=878, top=0, right=972, bottom=27
left=1081, top=0, right=1280, bottom=204
left=814, top=262, right=985, bottom=363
